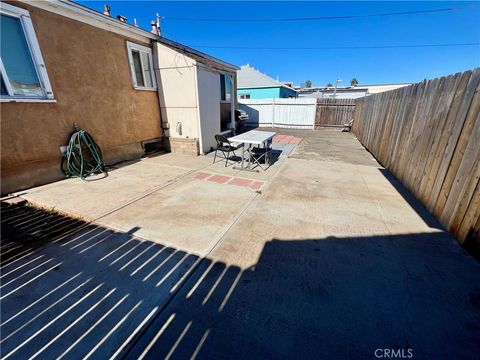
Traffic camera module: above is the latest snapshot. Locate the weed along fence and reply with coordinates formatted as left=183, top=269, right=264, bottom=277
left=238, top=98, right=317, bottom=129
left=315, top=98, right=356, bottom=128
left=352, top=68, right=480, bottom=249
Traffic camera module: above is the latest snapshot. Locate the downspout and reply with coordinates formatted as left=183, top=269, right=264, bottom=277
left=230, top=73, right=235, bottom=134
left=151, top=42, right=164, bottom=138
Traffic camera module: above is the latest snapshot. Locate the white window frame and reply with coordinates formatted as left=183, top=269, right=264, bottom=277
left=126, top=41, right=156, bottom=91
left=0, top=3, right=54, bottom=102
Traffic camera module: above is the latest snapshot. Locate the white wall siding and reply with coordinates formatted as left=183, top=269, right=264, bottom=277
left=238, top=98, right=316, bottom=129
left=197, top=68, right=221, bottom=154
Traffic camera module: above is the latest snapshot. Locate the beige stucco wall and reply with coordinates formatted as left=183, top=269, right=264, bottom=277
left=1, top=2, right=162, bottom=194
left=154, top=43, right=200, bottom=142
left=154, top=42, right=238, bottom=155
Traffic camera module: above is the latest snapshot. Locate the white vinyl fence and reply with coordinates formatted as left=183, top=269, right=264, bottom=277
left=238, top=98, right=316, bottom=129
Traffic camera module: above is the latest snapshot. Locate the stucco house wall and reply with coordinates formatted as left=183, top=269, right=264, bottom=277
left=1, top=2, right=162, bottom=194
left=153, top=42, right=237, bottom=155
left=154, top=43, right=200, bottom=143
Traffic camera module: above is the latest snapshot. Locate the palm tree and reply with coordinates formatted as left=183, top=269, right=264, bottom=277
left=350, top=78, right=359, bottom=87
left=326, top=83, right=333, bottom=87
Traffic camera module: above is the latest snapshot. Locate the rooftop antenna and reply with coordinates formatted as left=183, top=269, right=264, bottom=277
left=156, top=12, right=162, bottom=36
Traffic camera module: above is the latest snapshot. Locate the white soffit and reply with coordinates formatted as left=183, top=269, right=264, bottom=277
left=20, top=0, right=156, bottom=43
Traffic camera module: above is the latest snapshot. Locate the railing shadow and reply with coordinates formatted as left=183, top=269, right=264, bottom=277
left=1, top=202, right=205, bottom=359
left=2, top=202, right=479, bottom=359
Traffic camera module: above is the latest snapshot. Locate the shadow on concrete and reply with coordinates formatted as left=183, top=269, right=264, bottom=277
left=207, top=147, right=283, bottom=169
left=1, top=202, right=479, bottom=359
left=378, top=169, right=444, bottom=231
left=126, top=235, right=480, bottom=360
left=1, top=201, right=201, bottom=359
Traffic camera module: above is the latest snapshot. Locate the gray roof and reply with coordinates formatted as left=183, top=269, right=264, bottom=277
left=159, top=38, right=239, bottom=72
left=237, top=65, right=296, bottom=91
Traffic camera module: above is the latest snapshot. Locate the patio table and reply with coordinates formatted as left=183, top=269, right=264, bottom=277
left=228, top=130, right=276, bottom=172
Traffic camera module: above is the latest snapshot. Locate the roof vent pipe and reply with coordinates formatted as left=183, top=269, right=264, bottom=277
left=117, top=15, right=127, bottom=23
left=150, top=21, right=159, bottom=35
left=103, top=4, right=110, bottom=16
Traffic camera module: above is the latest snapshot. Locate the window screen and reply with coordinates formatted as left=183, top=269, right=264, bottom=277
left=131, top=50, right=144, bottom=87
left=220, top=74, right=226, bottom=101
left=141, top=52, right=153, bottom=88
left=0, top=14, right=42, bottom=97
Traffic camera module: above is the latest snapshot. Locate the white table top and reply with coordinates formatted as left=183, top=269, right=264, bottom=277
left=228, top=130, right=276, bottom=145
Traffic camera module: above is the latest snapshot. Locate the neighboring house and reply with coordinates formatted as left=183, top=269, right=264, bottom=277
left=0, top=0, right=237, bottom=194
left=297, top=83, right=411, bottom=99
left=237, top=64, right=297, bottom=99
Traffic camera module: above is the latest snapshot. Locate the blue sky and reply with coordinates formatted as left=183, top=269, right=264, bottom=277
left=79, top=1, right=480, bottom=86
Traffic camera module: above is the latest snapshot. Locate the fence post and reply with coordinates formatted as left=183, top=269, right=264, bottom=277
left=272, top=98, right=276, bottom=127
left=312, top=99, right=316, bottom=130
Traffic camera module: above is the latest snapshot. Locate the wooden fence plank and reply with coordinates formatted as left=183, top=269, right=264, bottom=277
left=441, top=91, right=480, bottom=228
left=315, top=98, right=355, bottom=127
left=425, top=71, right=471, bottom=211
left=432, top=69, right=480, bottom=217
left=352, top=68, right=480, bottom=247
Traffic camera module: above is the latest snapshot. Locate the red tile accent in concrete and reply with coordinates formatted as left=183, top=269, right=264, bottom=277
left=249, top=180, right=266, bottom=191
left=273, top=134, right=302, bottom=144
left=274, top=135, right=286, bottom=143
left=207, top=174, right=232, bottom=184
left=228, top=177, right=253, bottom=187
left=195, top=172, right=265, bottom=191
left=194, top=171, right=212, bottom=180
left=289, top=137, right=302, bottom=144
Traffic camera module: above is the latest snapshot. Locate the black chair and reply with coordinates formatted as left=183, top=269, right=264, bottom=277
left=213, top=134, right=243, bottom=167
left=250, top=138, right=273, bottom=170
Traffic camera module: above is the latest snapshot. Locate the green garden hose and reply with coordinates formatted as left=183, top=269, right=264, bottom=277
left=62, top=128, right=107, bottom=179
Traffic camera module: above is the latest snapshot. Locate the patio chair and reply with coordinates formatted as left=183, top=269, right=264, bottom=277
left=213, top=134, right=243, bottom=167
left=250, top=138, right=273, bottom=170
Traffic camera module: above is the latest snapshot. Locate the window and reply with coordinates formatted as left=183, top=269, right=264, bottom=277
left=240, top=94, right=251, bottom=99
left=126, top=41, right=156, bottom=90
left=220, top=73, right=232, bottom=102
left=0, top=3, right=54, bottom=101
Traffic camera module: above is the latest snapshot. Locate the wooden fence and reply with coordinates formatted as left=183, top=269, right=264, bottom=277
left=315, top=98, right=356, bottom=128
left=352, top=68, right=480, bottom=248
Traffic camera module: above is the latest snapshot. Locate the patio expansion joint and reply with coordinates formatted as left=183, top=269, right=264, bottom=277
left=18, top=165, right=213, bottom=245
left=194, top=171, right=266, bottom=191
left=122, top=154, right=289, bottom=357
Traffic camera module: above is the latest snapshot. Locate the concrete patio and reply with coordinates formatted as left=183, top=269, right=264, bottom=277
left=1, top=129, right=479, bottom=359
